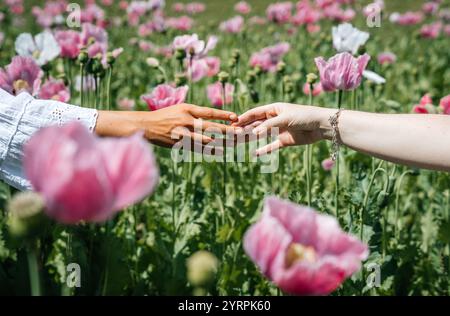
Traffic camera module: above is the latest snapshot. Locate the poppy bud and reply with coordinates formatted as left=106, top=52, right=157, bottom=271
left=218, top=71, right=230, bottom=84
left=7, top=192, right=46, bottom=239
left=276, top=61, right=286, bottom=74
left=306, top=73, right=318, bottom=85
left=78, top=50, right=89, bottom=64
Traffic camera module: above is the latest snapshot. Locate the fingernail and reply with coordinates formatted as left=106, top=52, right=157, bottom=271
left=230, top=114, right=237, bottom=120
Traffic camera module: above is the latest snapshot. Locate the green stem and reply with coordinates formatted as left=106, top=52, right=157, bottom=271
left=106, top=66, right=113, bottom=110
left=335, top=90, right=343, bottom=218
left=80, top=63, right=84, bottom=107
left=394, top=170, right=415, bottom=239
left=27, top=244, right=41, bottom=296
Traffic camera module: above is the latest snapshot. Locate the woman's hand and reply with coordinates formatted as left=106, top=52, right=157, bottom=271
left=96, top=104, right=239, bottom=148
left=235, top=103, right=334, bottom=156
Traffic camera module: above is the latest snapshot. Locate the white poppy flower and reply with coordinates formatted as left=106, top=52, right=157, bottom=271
left=332, top=23, right=370, bottom=55
left=15, top=31, right=61, bottom=66
left=363, top=70, right=386, bottom=84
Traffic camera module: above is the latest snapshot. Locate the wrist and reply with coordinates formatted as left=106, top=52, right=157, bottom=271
left=96, top=111, right=142, bottom=138
left=318, top=108, right=336, bottom=141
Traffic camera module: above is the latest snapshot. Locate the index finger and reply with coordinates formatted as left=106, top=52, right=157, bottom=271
left=235, top=104, right=274, bottom=127
left=188, top=105, right=238, bottom=122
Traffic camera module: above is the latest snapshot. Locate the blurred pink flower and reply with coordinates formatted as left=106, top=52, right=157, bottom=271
left=321, top=158, right=335, bottom=171
left=266, top=2, right=293, bottom=24
left=81, top=3, right=105, bottom=25
left=420, top=22, right=442, bottom=39
left=55, top=30, right=82, bottom=59
left=220, top=16, right=244, bottom=34
left=307, top=24, right=321, bottom=34
left=235, top=1, right=251, bottom=15
left=166, top=16, right=194, bottom=31
left=394, top=11, right=424, bottom=25
left=6, top=0, right=24, bottom=15
left=323, top=4, right=355, bottom=22
left=440, top=95, right=450, bottom=115
left=249, top=16, right=267, bottom=25
left=243, top=196, right=368, bottom=295
left=172, top=3, right=185, bottom=12
left=292, top=3, right=321, bottom=25
left=377, top=52, right=396, bottom=65
left=413, top=94, right=433, bottom=114
left=24, top=122, right=159, bottom=224
left=303, top=82, right=323, bottom=97
left=32, top=0, right=67, bottom=27
left=142, top=84, right=189, bottom=111
left=188, top=56, right=220, bottom=82
left=38, top=78, right=70, bottom=102
left=185, top=2, right=206, bottom=15
left=118, top=98, right=136, bottom=110
left=81, top=22, right=108, bottom=46
left=250, top=42, right=290, bottom=73
left=0, top=56, right=43, bottom=96
left=444, top=25, right=450, bottom=36
left=422, top=2, right=439, bottom=15
left=314, top=52, right=370, bottom=92
left=207, top=82, right=234, bottom=107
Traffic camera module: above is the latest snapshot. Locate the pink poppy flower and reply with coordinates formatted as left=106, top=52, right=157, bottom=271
left=377, top=52, right=396, bottom=65
left=303, top=82, right=323, bottom=97
left=395, top=12, right=423, bottom=25
left=235, top=1, right=251, bottom=15
left=185, top=2, right=206, bottom=15
left=173, top=34, right=217, bottom=59
left=307, top=24, right=321, bottom=34
left=420, top=22, right=442, bottom=39
left=204, top=57, right=221, bottom=77
left=321, top=158, right=335, bottom=171
left=55, top=30, right=82, bottom=59
left=413, top=94, right=433, bottom=114
left=142, top=84, right=189, bottom=111
left=188, top=59, right=208, bottom=82
left=0, top=56, right=43, bottom=96
left=219, top=16, right=244, bottom=34
left=166, top=16, right=194, bottom=31
left=81, top=3, right=105, bottom=25
left=266, top=2, right=293, bottom=24
left=422, top=2, right=439, bottom=15
left=207, top=82, right=234, bottom=107
left=292, top=5, right=321, bottom=25
left=314, top=52, right=371, bottom=92
left=439, top=95, right=450, bottom=115
left=118, top=98, right=136, bottom=111
left=172, top=3, right=185, bottom=13
left=24, top=122, right=159, bottom=224
left=250, top=42, right=290, bottom=73
left=38, top=78, right=70, bottom=102
left=81, top=22, right=108, bottom=47
left=244, top=196, right=368, bottom=295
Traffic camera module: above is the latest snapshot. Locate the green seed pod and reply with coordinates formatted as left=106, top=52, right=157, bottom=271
left=306, top=73, right=318, bottom=84
left=218, top=71, right=230, bottom=84
left=186, top=251, right=219, bottom=287
left=276, top=61, right=286, bottom=74
left=246, top=71, right=257, bottom=84
left=106, top=52, right=115, bottom=65
left=254, top=65, right=263, bottom=76
left=357, top=45, right=367, bottom=55
left=78, top=50, right=89, bottom=64
left=231, top=49, right=241, bottom=62
left=228, top=58, right=237, bottom=69
left=376, top=190, right=390, bottom=209
left=175, top=73, right=188, bottom=86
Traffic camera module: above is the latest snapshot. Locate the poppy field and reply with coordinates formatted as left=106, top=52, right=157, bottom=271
left=0, top=0, right=450, bottom=296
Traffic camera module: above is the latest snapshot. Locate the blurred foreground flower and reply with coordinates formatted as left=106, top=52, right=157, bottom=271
left=187, top=250, right=219, bottom=288
left=142, top=84, right=188, bottom=111
left=315, top=52, right=370, bottom=92
left=23, top=122, right=159, bottom=224
left=0, top=56, right=43, bottom=96
left=244, top=196, right=368, bottom=295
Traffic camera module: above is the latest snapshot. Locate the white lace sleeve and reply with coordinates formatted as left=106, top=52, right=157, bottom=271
left=0, top=89, right=98, bottom=191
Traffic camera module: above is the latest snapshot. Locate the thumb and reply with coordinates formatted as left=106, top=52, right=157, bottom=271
left=253, top=115, right=287, bottom=135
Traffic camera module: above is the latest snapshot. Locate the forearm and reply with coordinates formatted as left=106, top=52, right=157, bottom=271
left=321, top=110, right=450, bottom=172
left=95, top=111, right=143, bottom=138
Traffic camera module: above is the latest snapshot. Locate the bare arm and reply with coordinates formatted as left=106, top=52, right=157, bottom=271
left=235, top=103, right=450, bottom=172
